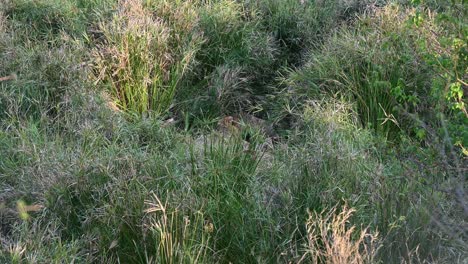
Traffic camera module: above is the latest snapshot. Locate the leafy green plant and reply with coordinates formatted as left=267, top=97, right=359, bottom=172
left=409, top=0, right=468, bottom=152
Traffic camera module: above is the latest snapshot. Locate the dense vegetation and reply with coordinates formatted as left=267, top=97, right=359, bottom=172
left=0, top=0, right=466, bottom=263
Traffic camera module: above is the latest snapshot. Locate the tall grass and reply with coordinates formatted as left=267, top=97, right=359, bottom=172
left=180, top=0, right=278, bottom=120
left=3, top=0, right=84, bottom=39
left=143, top=194, right=211, bottom=263
left=0, top=0, right=466, bottom=263
left=93, top=0, right=202, bottom=114
left=280, top=3, right=465, bottom=142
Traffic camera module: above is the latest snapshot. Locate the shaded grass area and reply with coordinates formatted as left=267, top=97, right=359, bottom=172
left=0, top=0, right=467, bottom=263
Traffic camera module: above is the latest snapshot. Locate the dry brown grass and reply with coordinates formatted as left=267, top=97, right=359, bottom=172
left=300, top=204, right=379, bottom=264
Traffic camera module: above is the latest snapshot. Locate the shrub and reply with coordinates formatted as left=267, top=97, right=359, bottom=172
left=410, top=0, right=468, bottom=152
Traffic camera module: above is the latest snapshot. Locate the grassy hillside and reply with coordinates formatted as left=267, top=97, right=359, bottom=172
left=0, top=0, right=466, bottom=263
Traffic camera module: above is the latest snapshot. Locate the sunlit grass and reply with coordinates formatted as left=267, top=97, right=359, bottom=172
left=0, top=0, right=466, bottom=263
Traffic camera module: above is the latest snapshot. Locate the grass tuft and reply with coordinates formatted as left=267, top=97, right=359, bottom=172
left=93, top=0, right=202, bottom=114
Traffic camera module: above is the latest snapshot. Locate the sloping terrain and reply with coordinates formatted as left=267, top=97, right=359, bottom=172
left=0, top=0, right=466, bottom=263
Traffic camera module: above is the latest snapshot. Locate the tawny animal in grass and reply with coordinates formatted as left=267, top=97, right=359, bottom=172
left=217, top=115, right=241, bottom=135
left=218, top=113, right=279, bottom=144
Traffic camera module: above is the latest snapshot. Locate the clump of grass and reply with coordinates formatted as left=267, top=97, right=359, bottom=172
left=188, top=132, right=265, bottom=261
left=93, top=0, right=202, bottom=114
left=196, top=0, right=276, bottom=70
left=281, top=2, right=467, bottom=144
left=3, top=0, right=84, bottom=39
left=251, top=0, right=326, bottom=64
left=2, top=219, right=84, bottom=263
left=180, top=0, right=278, bottom=120
left=301, top=204, right=379, bottom=264
left=144, top=194, right=211, bottom=263
left=207, top=66, right=252, bottom=120
left=288, top=4, right=420, bottom=139
left=272, top=98, right=456, bottom=262
left=0, top=40, right=87, bottom=121
left=0, top=0, right=89, bottom=124
left=250, top=0, right=373, bottom=65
